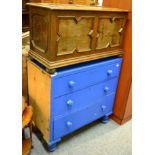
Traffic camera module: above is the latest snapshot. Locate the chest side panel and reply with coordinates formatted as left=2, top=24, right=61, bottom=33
left=27, top=60, right=51, bottom=143
left=32, top=14, right=48, bottom=53
left=30, top=7, right=51, bottom=58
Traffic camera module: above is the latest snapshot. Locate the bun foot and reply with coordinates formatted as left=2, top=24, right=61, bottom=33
left=48, top=143, right=57, bottom=152
left=101, top=115, right=109, bottom=124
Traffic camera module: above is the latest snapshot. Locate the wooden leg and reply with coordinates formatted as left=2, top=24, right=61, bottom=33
left=29, top=119, right=33, bottom=151
left=29, top=119, right=32, bottom=141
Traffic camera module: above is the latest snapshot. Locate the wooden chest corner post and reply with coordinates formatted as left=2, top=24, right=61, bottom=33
left=27, top=60, right=51, bottom=143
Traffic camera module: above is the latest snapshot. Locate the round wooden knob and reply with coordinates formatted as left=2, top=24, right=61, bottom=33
left=67, top=100, right=74, bottom=107
left=66, top=121, right=72, bottom=128
left=101, top=105, right=106, bottom=111
left=116, top=63, right=120, bottom=67
left=104, top=86, right=109, bottom=93
left=68, top=80, right=75, bottom=88
left=107, top=70, right=113, bottom=76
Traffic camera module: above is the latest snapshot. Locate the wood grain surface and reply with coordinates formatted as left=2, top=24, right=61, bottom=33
left=103, top=0, right=132, bottom=124
left=30, top=0, right=98, bottom=5
left=27, top=60, right=51, bottom=142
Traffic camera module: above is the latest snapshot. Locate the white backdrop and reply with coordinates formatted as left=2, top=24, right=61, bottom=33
left=98, top=0, right=103, bottom=6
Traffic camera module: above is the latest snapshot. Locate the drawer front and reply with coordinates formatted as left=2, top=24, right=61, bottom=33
left=52, top=78, right=118, bottom=117
left=52, top=60, right=121, bottom=98
left=53, top=93, right=115, bottom=140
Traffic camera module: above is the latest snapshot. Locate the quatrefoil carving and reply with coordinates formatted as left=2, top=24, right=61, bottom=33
left=56, top=32, right=62, bottom=42
left=110, top=17, right=116, bottom=23
left=118, top=27, right=123, bottom=34
left=88, top=30, right=94, bottom=38
left=74, top=16, right=82, bottom=23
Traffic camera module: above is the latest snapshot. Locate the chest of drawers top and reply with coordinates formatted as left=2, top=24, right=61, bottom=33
left=28, top=3, right=128, bottom=71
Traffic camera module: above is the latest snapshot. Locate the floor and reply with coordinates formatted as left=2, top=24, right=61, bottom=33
left=30, top=119, right=132, bottom=155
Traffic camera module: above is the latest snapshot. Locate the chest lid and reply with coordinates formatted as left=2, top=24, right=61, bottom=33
left=27, top=3, right=128, bottom=12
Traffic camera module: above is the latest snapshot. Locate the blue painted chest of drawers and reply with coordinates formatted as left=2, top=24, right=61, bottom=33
left=28, top=57, right=122, bottom=151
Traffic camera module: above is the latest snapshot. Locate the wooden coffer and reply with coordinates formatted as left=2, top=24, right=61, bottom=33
left=28, top=3, right=128, bottom=70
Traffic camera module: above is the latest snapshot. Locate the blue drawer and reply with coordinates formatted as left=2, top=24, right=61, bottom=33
left=52, top=58, right=122, bottom=98
left=52, top=78, right=118, bottom=117
left=53, top=93, right=115, bottom=140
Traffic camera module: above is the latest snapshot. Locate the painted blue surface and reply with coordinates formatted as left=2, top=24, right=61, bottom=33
left=53, top=93, right=115, bottom=140
left=44, top=57, right=122, bottom=151
left=53, top=57, right=121, bottom=78
left=52, top=58, right=122, bottom=98
left=53, top=78, right=118, bottom=117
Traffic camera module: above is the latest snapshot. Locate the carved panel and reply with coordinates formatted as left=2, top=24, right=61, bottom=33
left=111, top=17, right=126, bottom=47
left=56, top=16, right=94, bottom=56
left=96, top=16, right=126, bottom=49
left=32, top=14, right=48, bottom=53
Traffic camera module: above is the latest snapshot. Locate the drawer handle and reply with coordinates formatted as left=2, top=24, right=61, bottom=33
left=66, top=121, right=72, bottom=128
left=101, top=105, right=106, bottom=111
left=107, top=70, right=113, bottom=76
left=104, top=86, right=109, bottom=93
left=116, top=63, right=120, bottom=67
left=68, top=80, right=75, bottom=88
left=67, top=100, right=74, bottom=107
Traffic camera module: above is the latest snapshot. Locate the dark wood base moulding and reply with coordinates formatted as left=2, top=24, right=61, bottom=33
left=29, top=49, right=123, bottom=71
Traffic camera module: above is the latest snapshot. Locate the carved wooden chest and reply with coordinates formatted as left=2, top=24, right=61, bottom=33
left=28, top=3, right=127, bottom=71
